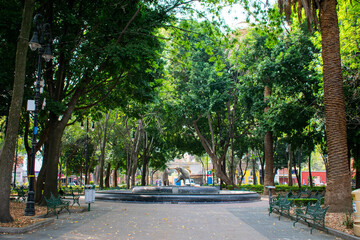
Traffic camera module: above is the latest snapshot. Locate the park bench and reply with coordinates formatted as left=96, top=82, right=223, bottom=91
left=15, top=187, right=26, bottom=202
left=286, top=190, right=302, bottom=199
left=299, top=187, right=313, bottom=198
left=269, top=195, right=292, bottom=220
left=68, top=190, right=80, bottom=206
left=45, top=192, right=70, bottom=219
left=59, top=188, right=80, bottom=206
left=293, top=200, right=329, bottom=234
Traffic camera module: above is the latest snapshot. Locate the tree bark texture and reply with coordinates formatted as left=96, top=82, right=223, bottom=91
left=308, top=154, right=313, bottom=187
left=105, top=162, right=111, bottom=188
left=288, top=145, right=293, bottom=187
left=263, top=85, right=274, bottom=194
left=297, top=148, right=302, bottom=188
left=0, top=0, right=34, bottom=223
left=98, top=112, right=110, bottom=188
left=320, top=0, right=352, bottom=212
left=42, top=123, right=66, bottom=203
left=35, top=141, right=48, bottom=203
left=252, top=156, right=257, bottom=185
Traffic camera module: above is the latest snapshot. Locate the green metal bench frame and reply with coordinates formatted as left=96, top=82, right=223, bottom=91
left=293, top=201, right=329, bottom=234
left=45, top=192, right=70, bottom=219
left=69, top=190, right=80, bottom=206
left=269, top=195, right=292, bottom=220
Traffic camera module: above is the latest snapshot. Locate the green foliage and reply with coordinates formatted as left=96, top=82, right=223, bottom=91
left=274, top=185, right=325, bottom=193
left=338, top=0, right=360, bottom=181
left=240, top=184, right=264, bottom=193
left=343, top=212, right=354, bottom=229
left=61, top=122, right=97, bottom=176
left=0, top=0, right=23, bottom=117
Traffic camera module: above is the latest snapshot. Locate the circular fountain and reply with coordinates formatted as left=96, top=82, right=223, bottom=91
left=95, top=186, right=260, bottom=203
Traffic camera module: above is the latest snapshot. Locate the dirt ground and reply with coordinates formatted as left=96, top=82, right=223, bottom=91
left=0, top=202, right=82, bottom=229
left=0, top=202, right=355, bottom=236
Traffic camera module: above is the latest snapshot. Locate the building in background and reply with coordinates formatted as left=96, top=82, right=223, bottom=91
left=275, top=168, right=327, bottom=186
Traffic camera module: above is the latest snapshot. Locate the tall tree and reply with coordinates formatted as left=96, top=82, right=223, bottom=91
left=270, top=0, right=352, bottom=211
left=96, top=111, right=117, bottom=188
left=319, top=0, right=352, bottom=212
left=30, top=0, right=174, bottom=202
left=0, top=0, right=34, bottom=222
left=165, top=19, right=257, bottom=185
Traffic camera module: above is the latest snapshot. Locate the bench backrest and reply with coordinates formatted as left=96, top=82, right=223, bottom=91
left=305, top=201, right=328, bottom=216
left=45, top=192, right=63, bottom=205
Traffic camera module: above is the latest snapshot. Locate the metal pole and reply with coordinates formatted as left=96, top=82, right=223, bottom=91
left=25, top=53, right=42, bottom=216
left=85, top=118, right=88, bottom=185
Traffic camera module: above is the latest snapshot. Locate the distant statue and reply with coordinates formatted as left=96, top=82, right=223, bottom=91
left=162, top=168, right=170, bottom=186
left=175, top=167, right=191, bottom=185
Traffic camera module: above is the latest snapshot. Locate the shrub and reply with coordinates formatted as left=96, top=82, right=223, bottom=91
left=343, top=212, right=354, bottom=229
left=238, top=184, right=264, bottom=193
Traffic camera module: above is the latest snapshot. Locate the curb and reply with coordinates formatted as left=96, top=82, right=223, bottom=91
left=0, top=218, right=54, bottom=234
left=270, top=210, right=360, bottom=240
left=327, top=227, right=360, bottom=240
left=0, top=207, right=87, bottom=234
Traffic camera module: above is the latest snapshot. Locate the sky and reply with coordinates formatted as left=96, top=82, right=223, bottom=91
left=221, top=4, right=249, bottom=29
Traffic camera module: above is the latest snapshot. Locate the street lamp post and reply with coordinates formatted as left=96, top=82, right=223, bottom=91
left=85, top=118, right=89, bottom=185
left=82, top=119, right=94, bottom=185
left=25, top=14, right=53, bottom=216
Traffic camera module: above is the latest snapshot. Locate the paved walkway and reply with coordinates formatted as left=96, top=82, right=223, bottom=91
left=1, top=198, right=342, bottom=240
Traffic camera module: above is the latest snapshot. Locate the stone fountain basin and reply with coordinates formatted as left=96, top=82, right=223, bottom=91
left=95, top=186, right=260, bottom=203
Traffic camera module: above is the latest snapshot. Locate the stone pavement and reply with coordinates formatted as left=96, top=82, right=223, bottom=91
left=0, top=198, right=344, bottom=240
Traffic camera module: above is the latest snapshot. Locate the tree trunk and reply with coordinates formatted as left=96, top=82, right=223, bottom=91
left=192, top=119, right=233, bottom=185
left=126, top=152, right=131, bottom=189
left=35, top=141, right=48, bottom=203
left=94, top=165, right=100, bottom=185
left=263, top=85, right=274, bottom=194
left=98, top=117, right=108, bottom=188
left=238, top=155, right=249, bottom=186
left=105, top=162, right=111, bottom=188
left=0, top=0, right=34, bottom=223
left=130, top=150, right=138, bottom=188
left=258, top=150, right=265, bottom=185
left=320, top=0, right=352, bottom=212
left=58, top=155, right=63, bottom=188
left=141, top=157, right=148, bottom=186
left=288, top=145, right=293, bottom=186
left=113, top=163, right=120, bottom=187
left=229, top=137, right=235, bottom=184
left=308, top=153, right=313, bottom=187
left=297, top=148, right=302, bottom=188
left=41, top=122, right=66, bottom=204
left=252, top=155, right=257, bottom=185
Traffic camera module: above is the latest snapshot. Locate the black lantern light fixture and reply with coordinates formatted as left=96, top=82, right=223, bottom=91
left=25, top=14, right=53, bottom=216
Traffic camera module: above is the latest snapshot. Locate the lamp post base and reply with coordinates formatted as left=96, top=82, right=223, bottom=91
left=24, top=190, right=35, bottom=216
